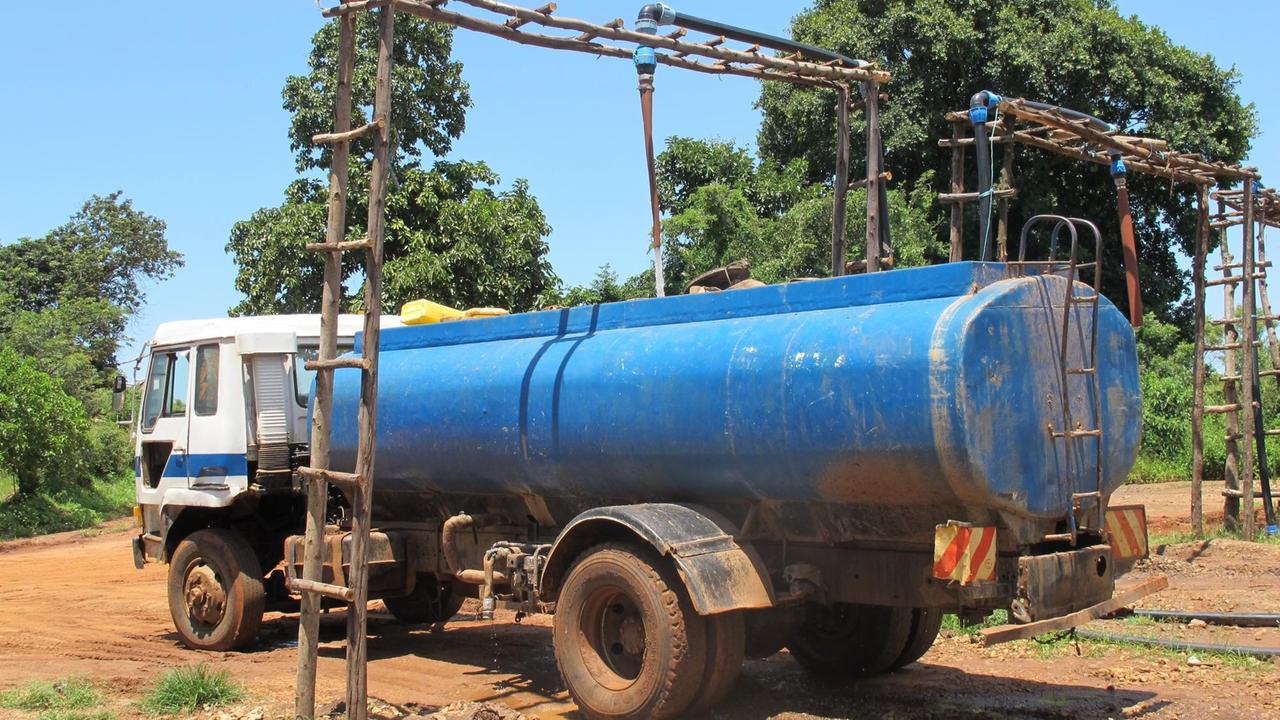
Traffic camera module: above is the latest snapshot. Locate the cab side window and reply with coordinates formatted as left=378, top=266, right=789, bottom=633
left=193, top=345, right=219, bottom=416
left=141, top=353, right=172, bottom=432
left=164, top=352, right=189, bottom=417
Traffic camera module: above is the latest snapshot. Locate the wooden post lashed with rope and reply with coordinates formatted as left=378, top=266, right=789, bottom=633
left=291, top=3, right=395, bottom=719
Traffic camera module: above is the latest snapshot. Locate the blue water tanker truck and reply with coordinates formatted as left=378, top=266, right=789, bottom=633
left=133, top=259, right=1153, bottom=720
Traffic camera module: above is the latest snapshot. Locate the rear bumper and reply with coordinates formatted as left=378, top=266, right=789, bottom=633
left=1012, top=544, right=1114, bottom=623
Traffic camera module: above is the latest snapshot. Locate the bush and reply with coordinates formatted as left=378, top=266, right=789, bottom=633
left=0, top=475, right=134, bottom=540
left=0, top=348, right=92, bottom=497
left=138, top=665, right=243, bottom=715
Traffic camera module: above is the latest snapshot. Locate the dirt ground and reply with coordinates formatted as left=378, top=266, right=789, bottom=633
left=1, top=484, right=1278, bottom=720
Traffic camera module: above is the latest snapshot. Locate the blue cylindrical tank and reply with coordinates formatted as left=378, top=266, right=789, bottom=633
left=328, top=262, right=1140, bottom=524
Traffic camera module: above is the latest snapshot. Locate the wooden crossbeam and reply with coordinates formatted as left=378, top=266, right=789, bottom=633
left=327, top=0, right=890, bottom=84
left=313, top=119, right=383, bottom=144
left=504, top=1, right=553, bottom=29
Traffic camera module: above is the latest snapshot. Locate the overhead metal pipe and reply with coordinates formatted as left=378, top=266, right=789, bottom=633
left=637, top=3, right=872, bottom=69
left=632, top=33, right=665, bottom=297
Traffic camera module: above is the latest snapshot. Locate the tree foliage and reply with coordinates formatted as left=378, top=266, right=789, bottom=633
left=756, top=0, right=1256, bottom=326
left=0, top=193, right=181, bottom=407
left=284, top=12, right=470, bottom=173
left=0, top=349, right=91, bottom=497
left=230, top=15, right=557, bottom=316
left=651, top=136, right=942, bottom=294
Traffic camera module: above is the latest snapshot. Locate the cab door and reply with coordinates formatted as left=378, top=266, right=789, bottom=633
left=138, top=347, right=192, bottom=488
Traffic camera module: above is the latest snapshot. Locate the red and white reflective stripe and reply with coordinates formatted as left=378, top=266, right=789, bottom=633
left=932, top=524, right=997, bottom=585
left=1105, top=504, right=1148, bottom=560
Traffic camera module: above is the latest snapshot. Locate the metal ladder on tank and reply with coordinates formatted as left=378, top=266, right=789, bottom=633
left=1014, top=216, right=1106, bottom=544
left=285, top=4, right=397, bottom=720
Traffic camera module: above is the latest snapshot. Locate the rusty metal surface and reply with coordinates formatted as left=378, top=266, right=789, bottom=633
left=1012, top=545, right=1114, bottom=623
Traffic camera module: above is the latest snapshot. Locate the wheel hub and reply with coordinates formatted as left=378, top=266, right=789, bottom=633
left=185, top=563, right=227, bottom=626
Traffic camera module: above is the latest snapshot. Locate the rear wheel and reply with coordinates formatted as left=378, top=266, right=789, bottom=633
left=688, top=611, right=745, bottom=714
left=787, top=603, right=913, bottom=678
left=384, top=573, right=465, bottom=624
left=889, top=607, right=943, bottom=670
left=553, top=543, right=708, bottom=720
left=167, top=528, right=265, bottom=651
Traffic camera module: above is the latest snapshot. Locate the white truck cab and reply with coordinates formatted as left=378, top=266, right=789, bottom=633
left=131, top=314, right=399, bottom=650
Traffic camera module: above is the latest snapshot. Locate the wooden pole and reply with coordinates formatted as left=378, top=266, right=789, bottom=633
left=296, top=8, right=358, bottom=720
left=995, top=137, right=1016, bottom=262
left=948, top=121, right=965, bottom=262
left=1191, top=186, right=1209, bottom=536
left=1221, top=197, right=1243, bottom=531
left=1254, top=221, right=1280, bottom=376
left=831, top=84, right=851, bottom=276
left=1241, top=179, right=1258, bottom=539
left=346, top=7, right=395, bottom=719
left=863, top=80, right=882, bottom=272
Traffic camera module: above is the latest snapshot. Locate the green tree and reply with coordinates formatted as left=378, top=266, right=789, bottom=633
left=0, top=193, right=181, bottom=402
left=652, top=136, right=942, bottom=294
left=229, top=15, right=557, bottom=315
left=756, top=0, right=1256, bottom=327
left=0, top=349, right=91, bottom=497
left=284, top=12, right=470, bottom=173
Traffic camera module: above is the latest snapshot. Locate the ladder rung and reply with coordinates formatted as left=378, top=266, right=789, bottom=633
left=305, top=239, right=372, bottom=253
left=1265, top=428, right=1280, bottom=437
left=1222, top=487, right=1244, bottom=498
left=1069, top=294, right=1099, bottom=303
left=1204, top=403, right=1243, bottom=414
left=1263, top=369, right=1280, bottom=377
left=305, top=357, right=370, bottom=371
left=297, top=465, right=365, bottom=489
left=1053, top=428, right=1102, bottom=438
left=1071, top=491, right=1101, bottom=501
left=1224, top=432, right=1244, bottom=441
left=1210, top=315, right=1280, bottom=325
left=288, top=577, right=355, bottom=602
left=1067, top=367, right=1096, bottom=375
left=1205, top=341, right=1262, bottom=351
left=1214, top=261, right=1272, bottom=271
left=311, top=118, right=383, bottom=145
left=1206, top=273, right=1266, bottom=287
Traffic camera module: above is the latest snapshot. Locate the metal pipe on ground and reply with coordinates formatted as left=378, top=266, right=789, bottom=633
left=1127, top=609, right=1280, bottom=628
left=1075, top=629, right=1280, bottom=659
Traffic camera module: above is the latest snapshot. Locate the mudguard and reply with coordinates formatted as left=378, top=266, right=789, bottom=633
left=541, top=503, right=775, bottom=615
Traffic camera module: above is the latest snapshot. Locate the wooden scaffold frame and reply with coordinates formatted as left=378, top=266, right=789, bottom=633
left=292, top=2, right=895, bottom=719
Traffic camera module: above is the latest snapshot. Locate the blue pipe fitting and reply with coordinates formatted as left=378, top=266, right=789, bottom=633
left=969, top=90, right=1001, bottom=125
left=637, top=3, right=676, bottom=26
left=633, top=46, right=657, bottom=75
left=1110, top=155, right=1127, bottom=178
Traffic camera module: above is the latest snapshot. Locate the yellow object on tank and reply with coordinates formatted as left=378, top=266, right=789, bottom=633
left=400, top=299, right=465, bottom=325
left=400, top=300, right=511, bottom=325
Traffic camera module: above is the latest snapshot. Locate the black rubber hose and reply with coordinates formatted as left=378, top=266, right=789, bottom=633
left=637, top=4, right=871, bottom=68
left=1017, top=99, right=1114, bottom=132
left=1075, top=629, right=1280, bottom=658
left=1130, top=609, right=1280, bottom=628
left=973, top=121, right=993, bottom=260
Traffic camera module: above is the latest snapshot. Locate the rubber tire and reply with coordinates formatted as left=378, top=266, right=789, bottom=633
left=553, top=542, right=708, bottom=720
left=384, top=574, right=465, bottom=624
left=788, top=603, right=913, bottom=678
left=889, top=607, right=943, bottom=670
left=688, top=611, right=745, bottom=715
left=167, top=528, right=265, bottom=651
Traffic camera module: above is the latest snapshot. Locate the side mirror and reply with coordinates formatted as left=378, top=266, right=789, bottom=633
left=113, top=375, right=128, bottom=393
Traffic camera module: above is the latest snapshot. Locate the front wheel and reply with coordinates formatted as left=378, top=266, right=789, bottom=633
left=553, top=542, right=708, bottom=720
left=167, top=528, right=265, bottom=651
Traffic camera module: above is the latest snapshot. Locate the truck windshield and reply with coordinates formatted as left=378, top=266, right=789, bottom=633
left=294, top=343, right=353, bottom=407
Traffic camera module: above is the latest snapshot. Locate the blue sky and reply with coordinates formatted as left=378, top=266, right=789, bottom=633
left=0, top=1, right=1275, bottom=367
